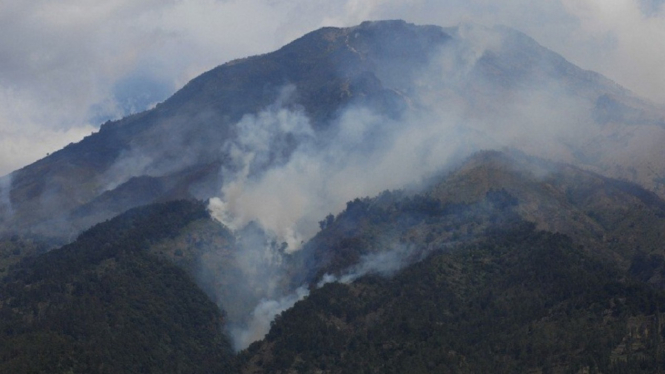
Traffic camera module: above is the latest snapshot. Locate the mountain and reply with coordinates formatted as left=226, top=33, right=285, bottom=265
left=4, top=151, right=665, bottom=372
left=242, top=150, right=665, bottom=373
left=0, top=200, right=236, bottom=373
left=3, top=19, right=665, bottom=373
left=2, top=20, right=665, bottom=243
left=290, top=149, right=665, bottom=280
left=245, top=229, right=665, bottom=373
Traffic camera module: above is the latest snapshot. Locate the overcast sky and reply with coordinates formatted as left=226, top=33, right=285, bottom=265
left=1, top=0, right=664, bottom=175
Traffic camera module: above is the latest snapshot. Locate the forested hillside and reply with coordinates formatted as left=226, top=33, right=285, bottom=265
left=245, top=224, right=665, bottom=373
left=2, top=19, right=665, bottom=374
left=0, top=201, right=236, bottom=373
left=3, top=152, right=665, bottom=373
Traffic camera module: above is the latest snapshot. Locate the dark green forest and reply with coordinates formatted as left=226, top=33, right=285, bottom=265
left=3, top=153, right=665, bottom=373
left=245, top=224, right=665, bottom=373
left=0, top=201, right=235, bottom=373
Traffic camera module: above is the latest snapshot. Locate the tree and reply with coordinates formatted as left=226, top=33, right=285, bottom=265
left=319, top=213, right=335, bottom=230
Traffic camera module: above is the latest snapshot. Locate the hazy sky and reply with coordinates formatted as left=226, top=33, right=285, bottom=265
left=1, top=0, right=664, bottom=175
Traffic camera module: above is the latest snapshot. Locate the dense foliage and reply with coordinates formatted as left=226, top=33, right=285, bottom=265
left=4, top=152, right=665, bottom=373
left=243, top=223, right=665, bottom=373
left=0, top=234, right=55, bottom=278
left=293, top=187, right=524, bottom=284
left=0, top=200, right=236, bottom=373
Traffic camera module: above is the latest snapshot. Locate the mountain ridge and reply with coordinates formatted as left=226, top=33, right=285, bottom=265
left=4, top=146, right=665, bottom=371
left=0, top=18, right=663, bottom=373
left=6, top=149, right=665, bottom=372
left=3, top=20, right=665, bottom=245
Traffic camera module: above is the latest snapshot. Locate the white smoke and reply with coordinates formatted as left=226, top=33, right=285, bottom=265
left=227, top=286, right=309, bottom=351
left=560, top=0, right=665, bottom=104
left=318, top=243, right=417, bottom=287
left=205, top=22, right=663, bottom=350
left=207, top=24, right=598, bottom=253
left=209, top=85, right=315, bottom=249
left=209, top=102, right=465, bottom=252
left=207, top=83, right=466, bottom=350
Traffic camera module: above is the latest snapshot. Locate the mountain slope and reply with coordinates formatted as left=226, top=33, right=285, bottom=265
left=293, top=150, right=665, bottom=288
left=2, top=18, right=665, bottom=371
left=243, top=225, right=665, bottom=374
left=3, top=151, right=665, bottom=372
left=2, top=20, right=664, bottom=244
left=0, top=200, right=236, bottom=373
left=0, top=20, right=450, bottom=239
left=240, top=151, right=665, bottom=373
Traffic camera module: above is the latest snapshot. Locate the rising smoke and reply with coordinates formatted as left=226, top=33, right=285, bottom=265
left=317, top=242, right=419, bottom=287
left=226, top=286, right=310, bottom=351
left=2, top=18, right=659, bottom=352
left=205, top=22, right=623, bottom=350
left=207, top=23, right=604, bottom=256
left=209, top=85, right=315, bottom=249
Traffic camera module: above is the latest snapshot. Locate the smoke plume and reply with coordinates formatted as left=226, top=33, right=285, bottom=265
left=202, top=22, right=665, bottom=350
left=207, top=23, right=603, bottom=253
left=226, top=286, right=309, bottom=351
left=318, top=243, right=418, bottom=287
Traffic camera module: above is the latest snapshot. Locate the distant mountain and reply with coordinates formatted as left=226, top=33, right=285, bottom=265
left=1, top=20, right=664, bottom=243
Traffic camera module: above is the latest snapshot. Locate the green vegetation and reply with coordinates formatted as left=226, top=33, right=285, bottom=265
left=244, top=224, right=665, bottom=373
left=4, top=152, right=665, bottom=373
left=295, top=187, right=524, bottom=282
left=0, top=234, right=54, bottom=279
left=0, top=200, right=236, bottom=373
